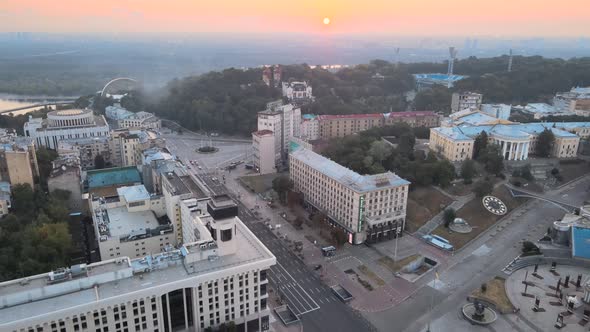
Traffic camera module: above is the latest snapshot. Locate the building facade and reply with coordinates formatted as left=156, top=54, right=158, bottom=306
left=252, top=130, right=276, bottom=175
left=430, top=122, right=587, bottom=162
left=48, top=156, right=83, bottom=213
left=289, top=147, right=410, bottom=244
left=451, top=92, right=483, bottom=113
left=0, top=211, right=275, bottom=332
left=254, top=103, right=300, bottom=172
left=0, top=135, right=39, bottom=187
left=300, top=114, right=319, bottom=140
left=318, top=114, right=384, bottom=139
left=91, top=184, right=171, bottom=260
left=385, top=111, right=440, bottom=128
left=58, top=137, right=113, bottom=170
left=282, top=81, right=313, bottom=102
left=24, top=109, right=110, bottom=149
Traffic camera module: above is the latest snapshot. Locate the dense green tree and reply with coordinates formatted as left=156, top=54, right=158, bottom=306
left=473, top=131, right=488, bottom=160
left=272, top=175, right=293, bottom=204
left=536, top=129, right=555, bottom=157
left=413, top=85, right=453, bottom=113
left=369, top=140, right=392, bottom=168
left=433, top=160, right=456, bottom=188
left=36, top=147, right=58, bottom=188
left=0, top=186, right=72, bottom=281
left=10, top=184, right=36, bottom=218
left=460, top=160, right=476, bottom=181
left=479, top=144, right=504, bottom=175
left=473, top=180, right=493, bottom=197
left=443, top=208, right=456, bottom=228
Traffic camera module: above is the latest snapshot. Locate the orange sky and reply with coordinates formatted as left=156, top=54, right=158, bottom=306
left=1, top=0, right=589, bottom=36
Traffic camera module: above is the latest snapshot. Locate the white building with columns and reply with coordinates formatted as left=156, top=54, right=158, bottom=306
left=24, top=109, right=110, bottom=149
left=430, top=123, right=583, bottom=161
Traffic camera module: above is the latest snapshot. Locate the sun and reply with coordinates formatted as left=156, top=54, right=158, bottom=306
left=323, top=17, right=331, bottom=25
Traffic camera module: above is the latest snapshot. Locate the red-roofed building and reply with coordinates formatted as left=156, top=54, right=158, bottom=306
left=386, top=111, right=440, bottom=128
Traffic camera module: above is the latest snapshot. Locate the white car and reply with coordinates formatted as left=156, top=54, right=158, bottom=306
left=198, top=166, right=202, bottom=170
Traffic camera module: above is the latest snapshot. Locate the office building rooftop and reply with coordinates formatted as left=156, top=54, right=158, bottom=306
left=0, top=216, right=274, bottom=326
left=290, top=148, right=410, bottom=192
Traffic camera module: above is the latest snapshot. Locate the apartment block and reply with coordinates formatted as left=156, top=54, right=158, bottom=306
left=451, top=92, right=483, bottom=113
left=289, top=147, right=410, bottom=244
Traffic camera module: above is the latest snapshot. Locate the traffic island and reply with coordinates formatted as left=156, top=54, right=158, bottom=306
left=196, top=146, right=219, bottom=153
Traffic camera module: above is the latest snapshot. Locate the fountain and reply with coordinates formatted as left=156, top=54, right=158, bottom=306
left=462, top=300, right=498, bottom=325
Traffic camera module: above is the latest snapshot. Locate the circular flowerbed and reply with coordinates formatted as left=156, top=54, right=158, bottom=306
left=197, top=146, right=219, bottom=153
left=482, top=196, right=507, bottom=215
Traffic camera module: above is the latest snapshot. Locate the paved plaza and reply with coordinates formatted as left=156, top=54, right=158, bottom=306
left=507, top=265, right=590, bottom=332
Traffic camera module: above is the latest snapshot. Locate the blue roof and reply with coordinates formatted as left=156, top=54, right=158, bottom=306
left=413, top=73, right=466, bottom=82
left=87, top=166, right=142, bottom=189
left=302, top=114, right=317, bottom=120
left=433, top=127, right=471, bottom=140
left=456, top=112, right=501, bottom=125
left=290, top=148, right=410, bottom=192
left=436, top=122, right=585, bottom=141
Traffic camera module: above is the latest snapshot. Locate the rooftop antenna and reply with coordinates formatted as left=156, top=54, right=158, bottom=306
left=508, top=49, right=514, bottom=72
left=447, top=47, right=458, bottom=88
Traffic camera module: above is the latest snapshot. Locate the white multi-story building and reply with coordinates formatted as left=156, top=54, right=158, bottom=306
left=252, top=130, right=276, bottom=174
left=300, top=114, right=319, bottom=140
left=106, top=104, right=161, bottom=130
left=282, top=81, right=313, bottom=102
left=254, top=102, right=301, bottom=172
left=553, top=87, right=590, bottom=113
left=161, top=169, right=208, bottom=243
left=289, top=147, right=410, bottom=244
left=24, top=109, right=110, bottom=149
left=451, top=92, right=483, bottom=113
left=0, top=201, right=275, bottom=332
left=91, top=184, right=172, bottom=260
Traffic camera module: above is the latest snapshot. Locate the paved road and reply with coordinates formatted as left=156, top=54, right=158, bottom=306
left=195, top=169, right=374, bottom=331
left=366, top=176, right=590, bottom=332
left=164, top=135, right=373, bottom=332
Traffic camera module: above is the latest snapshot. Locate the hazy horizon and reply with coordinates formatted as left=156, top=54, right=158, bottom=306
left=2, top=0, right=590, bottom=37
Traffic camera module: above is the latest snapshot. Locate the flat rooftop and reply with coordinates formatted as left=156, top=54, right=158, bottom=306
left=105, top=206, right=161, bottom=237
left=290, top=148, right=410, bottom=192
left=0, top=217, right=275, bottom=327
left=117, top=185, right=150, bottom=202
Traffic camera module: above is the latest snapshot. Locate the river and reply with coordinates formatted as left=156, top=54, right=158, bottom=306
left=0, top=94, right=79, bottom=116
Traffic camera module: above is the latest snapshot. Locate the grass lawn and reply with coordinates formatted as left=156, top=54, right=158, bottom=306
left=239, top=173, right=280, bottom=193
left=470, top=277, right=515, bottom=313
left=358, top=265, right=386, bottom=286
left=406, top=187, right=453, bottom=233
left=510, top=177, right=544, bottom=193
left=446, top=175, right=502, bottom=196
left=377, top=254, right=422, bottom=274
left=432, top=186, right=528, bottom=250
